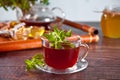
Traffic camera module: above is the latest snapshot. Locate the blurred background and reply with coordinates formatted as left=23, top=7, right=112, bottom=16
left=0, top=0, right=120, bottom=21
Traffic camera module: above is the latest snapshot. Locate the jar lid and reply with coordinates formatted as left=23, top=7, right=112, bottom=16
left=103, top=6, right=120, bottom=15
left=111, top=7, right=120, bottom=12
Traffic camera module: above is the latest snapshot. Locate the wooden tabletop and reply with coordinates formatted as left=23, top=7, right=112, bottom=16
left=0, top=22, right=120, bottom=80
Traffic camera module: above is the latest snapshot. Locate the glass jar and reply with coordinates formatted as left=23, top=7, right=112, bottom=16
left=101, top=6, right=120, bottom=38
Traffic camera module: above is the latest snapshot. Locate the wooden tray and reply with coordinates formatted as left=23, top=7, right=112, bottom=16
left=0, top=18, right=99, bottom=52
left=0, top=37, right=42, bottom=52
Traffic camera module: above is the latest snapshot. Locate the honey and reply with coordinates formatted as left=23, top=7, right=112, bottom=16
left=101, top=7, right=120, bottom=38
left=28, top=26, right=45, bottom=39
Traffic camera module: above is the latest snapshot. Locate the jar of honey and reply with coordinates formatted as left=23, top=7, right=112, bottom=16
left=101, top=6, right=120, bottom=38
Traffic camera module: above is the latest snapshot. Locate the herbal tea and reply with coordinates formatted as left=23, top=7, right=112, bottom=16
left=42, top=26, right=89, bottom=71
left=44, top=46, right=80, bottom=69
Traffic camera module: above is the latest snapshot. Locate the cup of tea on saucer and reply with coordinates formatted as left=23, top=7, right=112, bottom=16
left=37, top=27, right=89, bottom=74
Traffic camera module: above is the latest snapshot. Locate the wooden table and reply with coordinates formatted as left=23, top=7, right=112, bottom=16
left=0, top=22, right=120, bottom=80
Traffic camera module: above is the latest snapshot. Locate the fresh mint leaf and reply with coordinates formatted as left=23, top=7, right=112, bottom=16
left=43, top=26, right=72, bottom=49
left=54, top=25, right=59, bottom=34
left=69, top=43, right=75, bottom=48
left=42, top=0, right=49, bottom=5
left=66, top=29, right=72, bottom=37
left=25, top=54, right=45, bottom=71
left=59, top=30, right=65, bottom=41
left=25, top=59, right=36, bottom=71
left=44, top=33, right=55, bottom=42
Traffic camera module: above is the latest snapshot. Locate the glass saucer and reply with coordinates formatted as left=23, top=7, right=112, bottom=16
left=36, top=59, right=88, bottom=74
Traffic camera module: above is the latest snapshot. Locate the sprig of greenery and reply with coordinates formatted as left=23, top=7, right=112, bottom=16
left=0, top=0, right=49, bottom=12
left=25, top=53, right=45, bottom=71
left=40, top=0, right=49, bottom=5
left=0, top=0, right=36, bottom=11
left=44, top=26, right=73, bottom=49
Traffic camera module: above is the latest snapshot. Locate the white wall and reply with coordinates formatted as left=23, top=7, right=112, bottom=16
left=0, top=8, right=16, bottom=21
left=0, top=0, right=120, bottom=21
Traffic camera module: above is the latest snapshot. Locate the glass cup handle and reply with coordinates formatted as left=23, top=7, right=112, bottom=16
left=79, top=43, right=89, bottom=61
left=51, top=7, right=65, bottom=24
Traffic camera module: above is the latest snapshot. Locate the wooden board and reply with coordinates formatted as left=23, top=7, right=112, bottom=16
left=0, top=37, right=42, bottom=52
left=0, top=19, right=99, bottom=52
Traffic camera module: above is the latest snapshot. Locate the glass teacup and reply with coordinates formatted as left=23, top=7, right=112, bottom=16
left=38, top=37, right=89, bottom=74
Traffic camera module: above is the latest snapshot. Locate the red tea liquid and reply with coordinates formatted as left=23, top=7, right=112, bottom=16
left=44, top=47, right=80, bottom=69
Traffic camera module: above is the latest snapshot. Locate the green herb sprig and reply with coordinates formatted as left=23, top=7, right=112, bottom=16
left=25, top=54, right=45, bottom=71
left=0, top=0, right=49, bottom=13
left=0, top=0, right=36, bottom=11
left=40, top=0, right=49, bottom=5
left=44, top=26, right=72, bottom=49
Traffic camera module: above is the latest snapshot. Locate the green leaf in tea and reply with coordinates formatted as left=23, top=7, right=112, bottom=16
left=44, top=26, right=73, bottom=49
left=66, top=29, right=72, bottom=37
